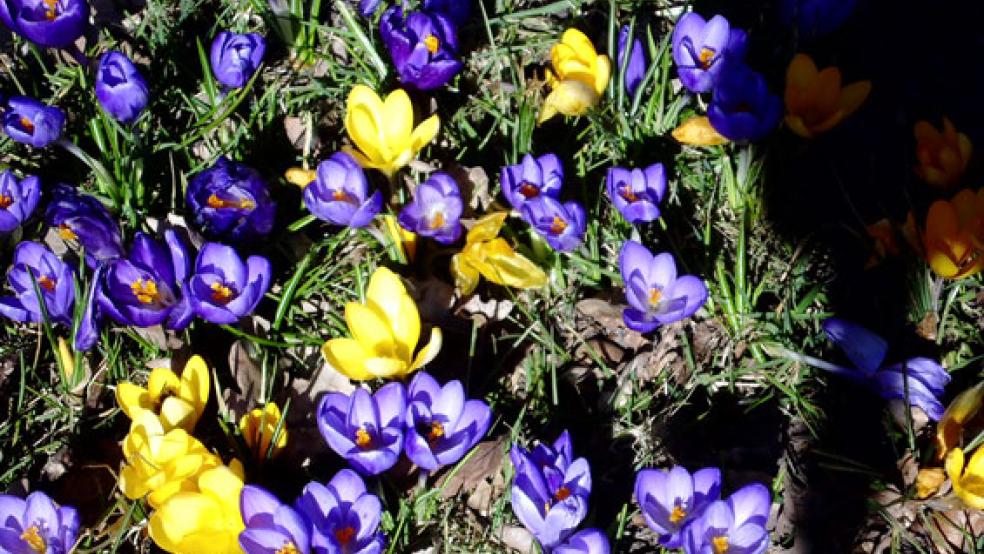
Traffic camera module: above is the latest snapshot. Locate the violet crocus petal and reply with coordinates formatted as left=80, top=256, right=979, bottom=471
left=423, top=0, right=471, bottom=26
left=727, top=522, right=770, bottom=554
left=634, top=468, right=674, bottom=536
left=873, top=365, right=948, bottom=421
left=23, top=491, right=58, bottom=532
left=74, top=268, right=104, bottom=351
left=273, top=504, right=311, bottom=553
left=540, top=496, right=588, bottom=549
left=618, top=25, right=647, bottom=99
left=240, top=485, right=282, bottom=526
left=349, top=190, right=383, bottom=229
left=329, top=468, right=370, bottom=504
left=210, top=31, right=266, bottom=88
left=821, top=318, right=888, bottom=375
left=553, top=528, right=611, bottom=554
left=538, top=154, right=564, bottom=196
left=727, top=483, right=771, bottom=527
left=130, top=232, right=177, bottom=286
left=317, top=392, right=358, bottom=454
left=692, top=467, right=723, bottom=510
left=226, top=254, right=271, bottom=316
left=432, top=400, right=491, bottom=468
left=359, top=0, right=381, bottom=16
left=239, top=528, right=297, bottom=553
left=95, top=51, right=149, bottom=124
left=348, top=491, right=383, bottom=543
left=655, top=275, right=708, bottom=325
left=374, top=381, right=407, bottom=428
left=2, top=96, right=65, bottom=147
left=623, top=307, right=660, bottom=333
left=897, top=357, right=951, bottom=394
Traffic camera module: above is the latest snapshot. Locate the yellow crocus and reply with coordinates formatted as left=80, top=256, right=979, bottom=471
left=784, top=53, right=870, bottom=138
left=344, top=85, right=440, bottom=178
left=672, top=116, right=729, bottom=146
left=450, top=212, right=548, bottom=295
left=937, top=382, right=984, bottom=460
left=945, top=447, right=984, bottom=509
left=115, top=355, right=210, bottom=432
left=285, top=167, right=317, bottom=188
left=915, top=117, right=972, bottom=190
left=148, top=463, right=246, bottom=554
left=539, top=28, right=611, bottom=124
left=239, top=402, right=288, bottom=461
left=321, top=267, right=442, bottom=380
left=922, top=188, right=984, bottom=279
left=915, top=467, right=946, bottom=499
left=382, top=213, right=418, bottom=263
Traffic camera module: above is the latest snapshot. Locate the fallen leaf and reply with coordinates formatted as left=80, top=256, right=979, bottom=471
left=437, top=435, right=509, bottom=501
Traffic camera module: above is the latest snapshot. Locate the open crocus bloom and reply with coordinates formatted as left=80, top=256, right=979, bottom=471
left=45, top=183, right=125, bottom=267
left=522, top=196, right=587, bottom=253
left=914, top=117, right=973, bottom=190
left=450, top=212, right=548, bottom=295
left=404, top=371, right=492, bottom=471
left=321, top=267, right=441, bottom=381
left=239, top=485, right=311, bottom=554
left=0, top=0, right=88, bottom=48
left=316, top=383, right=406, bottom=476
left=304, top=151, right=382, bottom=228
left=0, top=241, right=75, bottom=326
left=187, top=242, right=271, bottom=325
left=682, top=484, right=771, bottom=554
left=936, top=382, right=984, bottom=460
left=606, top=163, right=667, bottom=224
left=186, top=157, right=276, bottom=242
left=0, top=169, right=41, bottom=233
left=0, top=491, right=79, bottom=554
left=294, top=470, right=386, bottom=554
left=635, top=466, right=722, bottom=548
left=945, top=447, right=984, bottom=510
left=618, top=240, right=708, bottom=333
left=380, top=7, right=462, bottom=90
left=540, top=28, right=611, bottom=123
left=707, top=63, right=782, bottom=142
left=239, top=402, right=288, bottom=462
left=922, top=188, right=984, bottom=279
left=116, top=355, right=210, bottom=432
left=671, top=13, right=747, bottom=94
left=148, top=463, right=246, bottom=554
left=397, top=172, right=464, bottom=244
left=500, top=153, right=564, bottom=211
left=2, top=96, right=65, bottom=147
left=784, top=53, right=870, bottom=138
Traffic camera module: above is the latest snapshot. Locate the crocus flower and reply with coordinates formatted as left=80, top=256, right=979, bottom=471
left=115, top=355, right=210, bottom=432
left=316, top=383, right=406, bottom=475
left=358, top=0, right=380, bottom=17
left=186, top=156, right=276, bottom=242
left=423, top=0, right=470, bottom=25
left=937, top=382, right=984, bottom=460
left=779, top=0, right=858, bottom=38
left=671, top=116, right=729, bottom=146
left=914, top=117, right=973, bottom=189
left=381, top=7, right=462, bottom=90
left=783, top=53, right=870, bottom=138
left=0, top=241, right=75, bottom=326
left=148, top=463, right=246, bottom=554
left=922, top=188, right=984, bottom=279
left=303, top=151, right=382, bottom=228
left=522, top=197, right=586, bottom=253
left=210, top=31, right=266, bottom=89
left=0, top=491, right=79, bottom=554
left=186, top=242, right=271, bottom=325
left=239, top=402, right=288, bottom=461
left=344, top=85, right=440, bottom=178
left=553, top=528, right=611, bottom=554
left=45, top=183, right=125, bottom=266
left=95, top=51, right=150, bottom=124
left=397, top=172, right=463, bottom=244
left=634, top=466, right=722, bottom=548
left=945, top=447, right=984, bottom=509
left=618, top=240, right=708, bottom=333
left=707, top=63, right=782, bottom=142
left=2, top=96, right=65, bottom=147
left=239, top=485, right=311, bottom=554
left=671, top=13, right=747, bottom=94
left=500, top=153, right=563, bottom=211
left=0, top=0, right=88, bottom=48
left=449, top=212, right=548, bottom=295
left=618, top=25, right=647, bottom=98
left=540, top=28, right=611, bottom=123
left=682, top=483, right=771, bottom=554
left=606, top=163, right=667, bottom=224
left=0, top=169, right=40, bottom=233
left=383, top=213, right=418, bottom=263
left=294, top=470, right=386, bottom=554
left=321, top=266, right=442, bottom=381
left=404, top=371, right=492, bottom=471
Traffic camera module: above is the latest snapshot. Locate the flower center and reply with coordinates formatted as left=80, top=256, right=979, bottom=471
left=331, top=189, right=351, bottom=202
left=20, top=525, right=46, bottom=553
left=619, top=185, right=638, bottom=203
left=19, top=116, right=35, bottom=134
left=549, top=216, right=567, bottom=235
left=0, top=194, right=13, bottom=209
left=275, top=542, right=300, bottom=554
left=518, top=182, right=540, bottom=199
left=43, top=0, right=59, bottom=20
left=131, top=278, right=160, bottom=304
left=57, top=223, right=77, bottom=241
left=712, top=535, right=729, bottom=553
left=647, top=287, right=662, bottom=307
left=554, top=485, right=571, bottom=502
left=38, top=275, right=57, bottom=292
left=699, top=47, right=716, bottom=70
left=669, top=504, right=687, bottom=524
left=210, top=281, right=234, bottom=304
left=335, top=526, right=356, bottom=545
left=355, top=427, right=373, bottom=449
left=429, top=211, right=446, bottom=230
left=424, top=34, right=440, bottom=54
left=427, top=421, right=445, bottom=443
left=207, top=193, right=255, bottom=210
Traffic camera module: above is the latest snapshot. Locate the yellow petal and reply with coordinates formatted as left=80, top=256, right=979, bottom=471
left=946, top=447, right=966, bottom=483
left=838, top=81, right=871, bottom=118
left=388, top=294, right=422, bottom=362
left=347, top=84, right=384, bottom=115
left=784, top=114, right=814, bottom=138
left=179, top=355, right=210, bottom=419
left=160, top=398, right=197, bottom=432
left=346, top=301, right=398, bottom=357
left=285, top=167, right=317, bottom=188
left=560, top=28, right=595, bottom=61
left=540, top=80, right=599, bottom=123
left=148, top=368, right=180, bottom=403
left=813, top=67, right=843, bottom=113
left=409, top=327, right=442, bottom=371
left=915, top=467, right=945, bottom=499
left=382, top=88, right=414, bottom=150
left=467, top=212, right=508, bottom=244
left=672, top=116, right=729, bottom=146
left=116, top=383, right=152, bottom=420
left=364, top=357, right=409, bottom=378
left=148, top=493, right=221, bottom=551
left=321, top=338, right=374, bottom=381
left=451, top=254, right=481, bottom=295
left=410, top=114, right=440, bottom=154
left=594, top=55, right=612, bottom=96
left=474, top=239, right=548, bottom=289
left=347, top=103, right=385, bottom=167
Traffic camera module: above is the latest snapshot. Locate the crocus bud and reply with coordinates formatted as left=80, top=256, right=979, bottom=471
left=0, top=0, right=88, bottom=48
left=95, top=51, right=150, bottom=124
left=209, top=31, right=266, bottom=88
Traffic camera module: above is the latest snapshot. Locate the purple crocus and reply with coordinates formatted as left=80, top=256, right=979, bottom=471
left=397, top=173, right=463, bottom=244
left=2, top=96, right=65, bottom=147
left=0, top=491, right=80, bottom=554
left=707, top=63, right=782, bottom=142
left=634, top=466, right=722, bottom=548
left=0, top=0, right=88, bottom=48
left=605, top=163, right=666, bottom=224
left=95, top=51, right=149, bottom=124
left=671, top=13, right=747, bottom=94
left=186, top=243, right=271, bottom=325
left=239, top=485, right=312, bottom=554
left=210, top=31, right=267, bottom=89
left=618, top=25, right=647, bottom=98
left=303, top=151, right=382, bottom=229
left=522, top=197, right=586, bottom=253
left=0, top=241, right=75, bottom=326
left=0, top=170, right=41, bottom=233
left=553, top=528, right=611, bottom=554
left=186, top=157, right=276, bottom=242
left=404, top=371, right=492, bottom=471
left=316, top=383, right=406, bottom=476
left=45, top=184, right=125, bottom=267
left=618, top=240, right=708, bottom=333
left=294, top=470, right=386, bottom=554
left=358, top=0, right=381, bottom=17
left=682, top=483, right=771, bottom=554
left=780, top=0, right=858, bottom=38
left=500, top=153, right=563, bottom=211
left=422, top=0, right=471, bottom=26
left=380, top=7, right=462, bottom=90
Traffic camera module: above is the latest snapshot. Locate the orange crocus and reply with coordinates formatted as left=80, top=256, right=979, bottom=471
left=922, top=188, right=984, bottom=279
left=784, top=53, right=870, bottom=138
left=914, top=117, right=972, bottom=189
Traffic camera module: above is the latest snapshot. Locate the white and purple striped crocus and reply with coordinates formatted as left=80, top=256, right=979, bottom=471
left=404, top=371, right=492, bottom=471
left=0, top=490, right=79, bottom=554
left=606, top=163, right=667, bottom=224
left=303, top=151, right=382, bottom=229
left=634, top=465, right=722, bottom=548
left=682, top=483, right=771, bottom=554
left=500, top=153, right=564, bottom=211
left=239, top=485, right=312, bottom=554
left=397, top=173, right=464, bottom=244
left=295, top=469, right=386, bottom=553
left=522, top=197, right=586, bottom=253
left=618, top=240, right=708, bottom=333
left=0, top=241, right=75, bottom=326
left=187, top=242, right=271, bottom=325
left=0, top=169, right=41, bottom=233
left=316, top=383, right=406, bottom=476
left=671, top=13, right=747, bottom=94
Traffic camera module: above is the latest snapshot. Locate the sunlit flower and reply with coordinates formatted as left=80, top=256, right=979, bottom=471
left=210, top=31, right=266, bottom=89
left=671, top=13, right=747, bottom=94
left=95, top=51, right=150, bottom=125
left=380, top=7, right=462, bottom=90
left=398, top=172, right=463, bottom=244
left=45, top=183, right=125, bottom=267
left=0, top=169, right=41, bottom=233
left=671, top=116, right=729, bottom=146
left=914, top=117, right=972, bottom=189
left=618, top=25, right=647, bottom=99
left=0, top=241, right=75, bottom=326
left=186, top=242, right=271, bottom=325
left=936, top=382, right=984, bottom=460
left=552, top=528, right=611, bottom=554
left=634, top=465, right=722, bottom=548
left=317, top=383, right=406, bottom=475
left=784, top=53, right=870, bottom=138
left=0, top=0, right=88, bottom=48
left=383, top=213, right=418, bottom=263
left=681, top=484, right=771, bottom=554
left=945, top=447, right=984, bottom=510
left=239, top=402, right=288, bottom=462
left=707, top=63, right=782, bottom=142
left=0, top=491, right=79, bottom=554
left=922, top=188, right=984, bottom=279
left=619, top=240, right=708, bottom=333
left=500, top=153, right=563, bottom=211
left=116, top=355, right=210, bottom=432
left=303, top=151, right=382, bottom=229
left=606, top=163, right=667, bottom=224
left=522, top=196, right=587, bottom=253
left=450, top=212, right=548, bottom=295
left=295, top=469, right=386, bottom=553
left=2, top=96, right=65, bottom=147
left=539, top=28, right=611, bottom=123
left=186, top=157, right=276, bottom=243
left=239, top=485, right=310, bottom=554
left=404, top=371, right=492, bottom=471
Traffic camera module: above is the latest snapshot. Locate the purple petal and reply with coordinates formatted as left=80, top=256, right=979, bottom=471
left=822, top=318, right=888, bottom=375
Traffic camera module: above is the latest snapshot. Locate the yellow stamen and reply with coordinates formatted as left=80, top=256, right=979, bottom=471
left=549, top=216, right=567, bottom=235
left=424, top=35, right=440, bottom=54
left=518, top=182, right=540, bottom=199
left=331, top=189, right=350, bottom=202
left=619, top=186, right=638, bottom=203
left=712, top=536, right=729, bottom=554
left=207, top=193, right=255, bottom=210
left=0, top=194, right=13, bottom=209
left=355, top=427, right=373, bottom=449
left=130, top=278, right=159, bottom=304
left=38, top=275, right=56, bottom=292
left=20, top=525, right=46, bottom=553
left=427, top=421, right=444, bottom=443
left=335, top=526, right=356, bottom=545
left=19, top=117, right=35, bottom=134
left=275, top=542, right=300, bottom=554
left=210, top=281, right=234, bottom=304
left=669, top=504, right=687, bottom=524
left=43, top=0, right=58, bottom=20
left=699, top=47, right=715, bottom=69
left=57, top=223, right=77, bottom=241
left=648, top=288, right=662, bottom=306
left=429, top=211, right=446, bottom=230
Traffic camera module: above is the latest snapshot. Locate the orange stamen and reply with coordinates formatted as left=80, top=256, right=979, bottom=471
left=648, top=288, right=662, bottom=306
left=37, top=275, right=56, bottom=292
left=518, top=182, right=540, bottom=199
left=549, top=216, right=567, bottom=235
left=335, top=526, right=356, bottom=545
left=57, top=223, right=77, bottom=241
left=210, top=281, right=234, bottom=304
left=669, top=504, right=687, bottom=524
left=130, top=278, right=159, bottom=304
left=355, top=427, right=373, bottom=449
left=19, top=117, right=35, bottom=134
left=20, top=525, right=46, bottom=553
left=429, top=211, right=446, bottom=230
left=207, top=193, right=255, bottom=210
left=699, top=47, right=715, bottom=69
left=0, top=194, right=13, bottom=209
left=427, top=421, right=445, bottom=443
left=619, top=186, right=638, bottom=203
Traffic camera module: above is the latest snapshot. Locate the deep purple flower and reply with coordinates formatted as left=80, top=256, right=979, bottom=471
left=186, top=157, right=276, bottom=242
left=500, top=153, right=563, bottom=211
left=780, top=0, right=858, bottom=38
left=45, top=184, right=125, bottom=267
left=187, top=243, right=270, bottom=325
left=303, top=152, right=382, bottom=229
left=0, top=170, right=41, bottom=233
left=522, top=197, right=586, bottom=253
left=95, top=51, right=149, bottom=124
left=605, top=163, right=666, bottom=224
left=422, top=0, right=470, bottom=26
left=210, top=31, right=266, bottom=89
left=380, top=7, right=462, bottom=90
left=707, top=63, right=782, bottom=142
left=634, top=466, right=722, bottom=548
left=0, top=241, right=75, bottom=326
left=553, top=528, right=611, bottom=554
left=671, top=13, right=747, bottom=94
left=239, top=485, right=312, bottom=554
left=0, top=0, right=88, bottom=48
left=316, top=383, right=406, bottom=476
left=682, top=484, right=771, bottom=554
left=618, top=240, right=707, bottom=333
left=0, top=491, right=79, bottom=554
left=404, top=371, right=492, bottom=471
left=618, top=25, right=647, bottom=98
left=358, top=0, right=380, bottom=17
left=294, top=469, right=386, bottom=554
left=397, top=173, right=463, bottom=244
left=2, top=96, right=65, bottom=147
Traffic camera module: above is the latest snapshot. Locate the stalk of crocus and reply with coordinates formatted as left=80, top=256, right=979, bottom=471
left=316, top=383, right=406, bottom=475
left=294, top=469, right=386, bottom=553
left=397, top=172, right=464, bottom=244
left=945, top=447, right=984, bottom=509
left=95, top=51, right=150, bottom=124
left=0, top=491, right=80, bottom=554
left=671, top=13, right=747, bottom=94
left=936, top=382, right=984, bottom=460
left=0, top=241, right=75, bottom=326
left=922, top=188, right=984, bottom=279
left=500, top=153, right=564, bottom=211
left=45, top=183, right=125, bottom=267
left=320, top=266, right=442, bottom=381
left=522, top=196, right=587, bottom=253
left=0, top=0, right=88, bottom=48
left=783, top=53, right=870, bottom=138
left=449, top=212, right=548, bottom=295
left=914, top=117, right=973, bottom=189
left=634, top=466, right=722, bottom=548
left=423, top=0, right=470, bottom=26
left=2, top=96, right=65, bottom=147
left=381, top=7, right=463, bottom=90
left=539, top=28, right=611, bottom=123
left=186, top=157, right=276, bottom=242
left=606, top=163, right=667, bottom=224
left=618, top=25, right=647, bottom=99
left=0, top=170, right=41, bottom=233
left=210, top=31, right=267, bottom=89
left=779, top=0, right=859, bottom=38
left=239, top=402, right=288, bottom=461
left=239, top=485, right=311, bottom=554
left=186, top=242, right=271, bottom=324
left=681, top=483, right=771, bottom=554
left=404, top=371, right=492, bottom=471
left=707, top=63, right=782, bottom=142
left=115, top=355, right=210, bottom=432
left=303, top=151, right=382, bottom=228
left=618, top=240, right=708, bottom=333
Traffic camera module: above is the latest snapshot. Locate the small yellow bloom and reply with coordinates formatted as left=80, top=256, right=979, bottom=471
left=382, top=213, right=417, bottom=263
left=57, top=337, right=75, bottom=382
left=450, top=212, right=548, bottom=295
left=344, top=85, right=440, bottom=178
left=239, top=402, right=288, bottom=461
left=672, top=116, right=729, bottom=146
left=539, top=29, right=611, bottom=123
left=914, top=117, right=972, bottom=189
left=285, top=167, right=317, bottom=188
left=321, top=267, right=442, bottom=380
left=937, top=382, right=984, bottom=460
left=784, top=53, right=870, bottom=138
left=916, top=467, right=946, bottom=499
left=115, top=355, right=210, bottom=432
left=922, top=188, right=984, bottom=279
left=945, top=447, right=984, bottom=509
left=148, top=463, right=246, bottom=554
